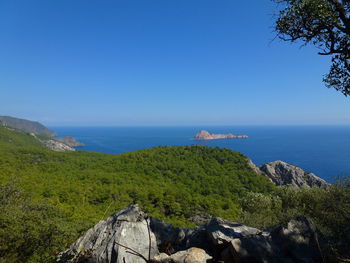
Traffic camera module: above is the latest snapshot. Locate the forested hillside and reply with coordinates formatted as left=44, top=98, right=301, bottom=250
left=0, top=126, right=349, bottom=262
left=0, top=126, right=274, bottom=224
left=0, top=116, right=56, bottom=137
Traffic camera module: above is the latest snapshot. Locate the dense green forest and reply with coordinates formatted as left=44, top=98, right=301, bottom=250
left=0, top=126, right=349, bottom=262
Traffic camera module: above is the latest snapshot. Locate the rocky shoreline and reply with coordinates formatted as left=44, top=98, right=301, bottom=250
left=0, top=116, right=84, bottom=152
left=43, top=136, right=84, bottom=152
left=55, top=136, right=85, bottom=147
left=41, top=139, right=77, bottom=152
left=194, top=130, right=248, bottom=140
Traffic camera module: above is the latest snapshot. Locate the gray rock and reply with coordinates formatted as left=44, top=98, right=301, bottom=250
left=153, top=248, right=212, bottom=263
left=245, top=158, right=264, bottom=175
left=203, top=217, right=262, bottom=245
left=56, top=136, right=85, bottom=147
left=42, top=139, right=75, bottom=152
left=221, top=237, right=288, bottom=263
left=151, top=216, right=267, bottom=258
left=259, top=160, right=329, bottom=188
left=58, top=206, right=325, bottom=263
left=221, top=217, right=322, bottom=263
left=57, top=205, right=158, bottom=263
left=271, top=216, right=323, bottom=263
left=150, top=217, right=189, bottom=254
left=150, top=217, right=206, bottom=255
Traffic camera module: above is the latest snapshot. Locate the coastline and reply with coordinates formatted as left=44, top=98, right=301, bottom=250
left=48, top=125, right=350, bottom=183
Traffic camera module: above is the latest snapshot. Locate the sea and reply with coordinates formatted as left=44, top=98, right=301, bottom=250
left=51, top=126, right=350, bottom=183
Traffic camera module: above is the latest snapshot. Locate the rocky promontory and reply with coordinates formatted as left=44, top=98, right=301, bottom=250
left=0, top=115, right=57, bottom=137
left=247, top=158, right=329, bottom=188
left=56, top=136, right=85, bottom=147
left=58, top=205, right=324, bottom=263
left=41, top=137, right=84, bottom=152
left=0, top=115, right=85, bottom=152
left=41, top=139, right=76, bottom=152
left=260, top=160, right=329, bottom=188
left=194, top=130, right=248, bottom=140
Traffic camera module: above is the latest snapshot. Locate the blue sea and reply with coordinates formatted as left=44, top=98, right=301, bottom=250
left=51, top=126, right=350, bottom=183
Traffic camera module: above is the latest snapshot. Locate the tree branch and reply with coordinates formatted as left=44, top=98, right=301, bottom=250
left=327, top=0, right=350, bottom=33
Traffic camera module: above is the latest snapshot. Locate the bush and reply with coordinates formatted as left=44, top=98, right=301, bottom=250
left=0, top=181, right=76, bottom=263
left=238, top=181, right=350, bottom=258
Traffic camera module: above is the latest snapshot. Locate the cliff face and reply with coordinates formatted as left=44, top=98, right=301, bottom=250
left=259, top=160, right=329, bottom=188
left=0, top=116, right=56, bottom=137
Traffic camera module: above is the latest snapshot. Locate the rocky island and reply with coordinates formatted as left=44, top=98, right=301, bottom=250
left=194, top=130, right=248, bottom=140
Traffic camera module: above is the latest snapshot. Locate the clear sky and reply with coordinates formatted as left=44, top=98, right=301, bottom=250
left=0, top=0, right=349, bottom=126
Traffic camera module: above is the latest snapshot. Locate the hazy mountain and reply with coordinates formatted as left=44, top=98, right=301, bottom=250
left=0, top=115, right=56, bottom=137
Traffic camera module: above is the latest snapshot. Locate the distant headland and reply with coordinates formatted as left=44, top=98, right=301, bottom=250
left=194, top=130, right=248, bottom=140
left=0, top=115, right=84, bottom=151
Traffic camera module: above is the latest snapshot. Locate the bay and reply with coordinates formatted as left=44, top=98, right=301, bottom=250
left=51, top=125, right=350, bottom=183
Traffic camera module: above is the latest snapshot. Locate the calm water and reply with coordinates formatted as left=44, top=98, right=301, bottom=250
left=51, top=126, right=350, bottom=183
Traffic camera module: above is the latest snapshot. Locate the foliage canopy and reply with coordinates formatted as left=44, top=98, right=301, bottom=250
left=274, top=0, right=350, bottom=96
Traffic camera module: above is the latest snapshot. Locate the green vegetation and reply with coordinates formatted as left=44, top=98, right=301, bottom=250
left=238, top=184, right=350, bottom=236
left=0, top=115, right=56, bottom=137
left=0, top=126, right=274, bottom=262
left=274, top=0, right=350, bottom=96
left=0, top=182, right=75, bottom=263
left=0, top=126, right=349, bottom=262
left=238, top=182, right=350, bottom=261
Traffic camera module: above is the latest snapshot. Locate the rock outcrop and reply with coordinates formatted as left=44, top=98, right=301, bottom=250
left=42, top=139, right=76, bottom=152
left=259, top=160, right=329, bottom=188
left=42, top=137, right=84, bottom=152
left=58, top=205, right=324, bottom=263
left=246, top=158, right=329, bottom=188
left=221, top=216, right=323, bottom=263
left=194, top=130, right=248, bottom=140
left=58, top=205, right=158, bottom=263
left=56, top=136, right=85, bottom=147
left=0, top=116, right=84, bottom=151
left=154, top=248, right=212, bottom=263
left=246, top=158, right=264, bottom=175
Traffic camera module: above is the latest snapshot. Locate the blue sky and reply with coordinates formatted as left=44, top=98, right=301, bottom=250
left=0, top=0, right=349, bottom=126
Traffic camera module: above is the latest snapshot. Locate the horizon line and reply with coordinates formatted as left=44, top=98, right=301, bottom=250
left=47, top=123, right=350, bottom=127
